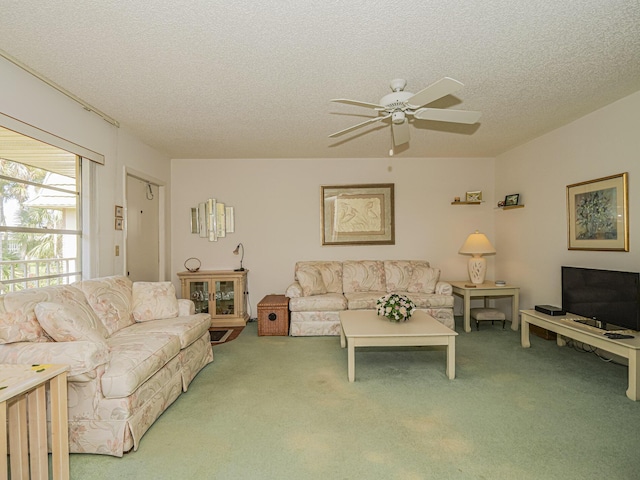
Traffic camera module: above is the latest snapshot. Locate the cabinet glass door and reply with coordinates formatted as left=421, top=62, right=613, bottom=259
left=215, top=280, right=235, bottom=315
left=189, top=281, right=209, bottom=314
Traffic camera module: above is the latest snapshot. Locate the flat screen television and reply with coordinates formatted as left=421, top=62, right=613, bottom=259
left=562, top=266, right=640, bottom=331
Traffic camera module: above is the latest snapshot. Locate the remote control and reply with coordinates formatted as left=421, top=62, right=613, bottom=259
left=604, top=333, right=635, bottom=339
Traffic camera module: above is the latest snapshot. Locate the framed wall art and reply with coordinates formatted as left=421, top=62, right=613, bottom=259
left=465, top=190, right=482, bottom=202
left=321, top=183, right=394, bottom=245
left=567, top=172, right=628, bottom=251
left=504, top=193, right=519, bottom=206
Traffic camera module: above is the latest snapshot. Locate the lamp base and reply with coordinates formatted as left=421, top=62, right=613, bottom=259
left=467, top=256, right=487, bottom=284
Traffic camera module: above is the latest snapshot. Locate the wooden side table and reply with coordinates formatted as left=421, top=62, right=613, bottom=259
left=0, top=364, right=70, bottom=480
left=257, top=294, right=290, bottom=336
left=449, top=281, right=520, bottom=333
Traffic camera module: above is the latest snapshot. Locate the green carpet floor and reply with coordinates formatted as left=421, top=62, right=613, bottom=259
left=71, top=318, right=640, bottom=479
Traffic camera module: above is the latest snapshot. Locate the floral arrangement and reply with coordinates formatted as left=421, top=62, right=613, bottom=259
left=376, top=293, right=416, bottom=322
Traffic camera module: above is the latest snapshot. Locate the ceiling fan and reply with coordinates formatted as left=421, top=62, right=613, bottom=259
left=329, top=77, right=481, bottom=153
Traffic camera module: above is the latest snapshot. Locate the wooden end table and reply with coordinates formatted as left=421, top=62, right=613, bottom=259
left=449, top=281, right=520, bottom=333
left=1, top=364, right=70, bottom=480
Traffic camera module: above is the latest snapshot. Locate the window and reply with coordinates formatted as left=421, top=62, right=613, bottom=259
left=0, top=126, right=82, bottom=291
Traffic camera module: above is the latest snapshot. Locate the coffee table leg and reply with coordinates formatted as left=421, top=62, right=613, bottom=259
left=348, top=341, right=355, bottom=382
left=446, top=338, right=456, bottom=379
left=340, top=324, right=346, bottom=348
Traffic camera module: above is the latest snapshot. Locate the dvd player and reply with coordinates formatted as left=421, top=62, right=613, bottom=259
left=535, top=305, right=566, bottom=316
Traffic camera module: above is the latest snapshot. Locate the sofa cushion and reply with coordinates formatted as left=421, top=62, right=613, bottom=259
left=0, top=300, right=44, bottom=344
left=75, top=275, right=134, bottom=335
left=407, top=266, right=440, bottom=294
left=1, top=284, right=101, bottom=343
left=295, top=261, right=343, bottom=294
left=289, top=293, right=347, bottom=312
left=102, top=332, right=181, bottom=398
left=297, top=267, right=328, bottom=296
left=344, top=291, right=387, bottom=310
left=342, top=260, right=385, bottom=293
left=132, top=282, right=179, bottom=322
left=406, top=293, right=454, bottom=309
left=384, top=261, right=430, bottom=292
left=112, top=314, right=211, bottom=349
left=35, top=302, right=109, bottom=346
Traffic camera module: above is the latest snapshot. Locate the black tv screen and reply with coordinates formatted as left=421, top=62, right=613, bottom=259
left=562, top=266, right=640, bottom=331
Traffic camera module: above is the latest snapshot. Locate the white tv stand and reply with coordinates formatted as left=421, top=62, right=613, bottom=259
left=520, top=309, right=640, bottom=401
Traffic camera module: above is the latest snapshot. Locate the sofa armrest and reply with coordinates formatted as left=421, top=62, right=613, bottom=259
left=285, top=281, right=303, bottom=298
left=435, top=281, right=452, bottom=295
left=0, top=340, right=110, bottom=381
left=178, top=298, right=195, bottom=315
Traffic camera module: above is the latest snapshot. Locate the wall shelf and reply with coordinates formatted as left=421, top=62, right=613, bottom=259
left=451, top=201, right=482, bottom=205
left=500, top=205, right=525, bottom=210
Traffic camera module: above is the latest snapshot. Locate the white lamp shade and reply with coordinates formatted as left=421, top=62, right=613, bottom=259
left=458, top=230, right=496, bottom=255
left=459, top=231, right=496, bottom=284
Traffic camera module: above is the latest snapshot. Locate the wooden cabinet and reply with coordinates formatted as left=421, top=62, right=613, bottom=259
left=177, top=270, right=249, bottom=328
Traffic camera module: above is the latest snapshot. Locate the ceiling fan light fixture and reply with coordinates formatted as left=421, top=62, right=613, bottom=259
left=391, top=111, right=405, bottom=124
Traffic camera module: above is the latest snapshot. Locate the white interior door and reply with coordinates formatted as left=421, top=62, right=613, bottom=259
left=126, top=175, right=159, bottom=281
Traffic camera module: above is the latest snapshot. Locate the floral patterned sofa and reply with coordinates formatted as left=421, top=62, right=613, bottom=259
left=0, top=275, right=213, bottom=456
left=285, top=260, right=454, bottom=336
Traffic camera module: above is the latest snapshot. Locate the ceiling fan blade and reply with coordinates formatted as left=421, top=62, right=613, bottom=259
left=328, top=114, right=390, bottom=138
left=406, top=77, right=464, bottom=108
left=413, top=108, right=482, bottom=124
left=330, top=99, right=385, bottom=109
left=392, top=120, right=410, bottom=146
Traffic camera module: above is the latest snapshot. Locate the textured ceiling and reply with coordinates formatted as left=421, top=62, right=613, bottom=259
left=1, top=1, right=640, bottom=159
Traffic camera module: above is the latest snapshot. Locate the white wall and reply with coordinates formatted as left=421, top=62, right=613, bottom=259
left=495, top=89, right=640, bottom=313
left=0, top=57, right=171, bottom=278
left=171, top=157, right=495, bottom=316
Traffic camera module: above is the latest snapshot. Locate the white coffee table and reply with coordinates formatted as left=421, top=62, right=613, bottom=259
left=339, top=310, right=458, bottom=382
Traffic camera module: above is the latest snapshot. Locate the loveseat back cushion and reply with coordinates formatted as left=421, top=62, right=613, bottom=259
left=384, top=260, right=431, bottom=293
left=131, top=282, right=179, bottom=322
left=35, top=302, right=109, bottom=346
left=296, top=267, right=328, bottom=296
left=342, top=260, right=385, bottom=293
left=75, top=275, right=134, bottom=335
left=407, top=265, right=441, bottom=294
left=295, top=261, right=343, bottom=294
left=1, top=285, right=101, bottom=344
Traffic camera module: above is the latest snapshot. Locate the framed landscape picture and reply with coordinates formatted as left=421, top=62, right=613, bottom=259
left=567, top=172, right=628, bottom=251
left=321, top=183, right=394, bottom=245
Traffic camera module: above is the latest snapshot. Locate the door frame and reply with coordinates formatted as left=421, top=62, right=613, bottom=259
left=123, top=167, right=166, bottom=281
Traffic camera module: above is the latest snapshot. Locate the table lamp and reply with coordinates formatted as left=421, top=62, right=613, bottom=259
left=232, top=243, right=245, bottom=271
left=458, top=230, right=496, bottom=284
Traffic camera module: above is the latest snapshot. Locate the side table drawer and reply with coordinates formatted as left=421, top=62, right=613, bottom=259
left=258, top=294, right=289, bottom=336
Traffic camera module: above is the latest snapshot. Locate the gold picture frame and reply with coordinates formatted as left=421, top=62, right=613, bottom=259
left=465, top=190, right=482, bottom=202
left=567, top=172, right=628, bottom=251
left=321, top=184, right=394, bottom=245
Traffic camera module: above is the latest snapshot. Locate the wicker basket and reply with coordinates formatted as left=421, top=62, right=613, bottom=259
left=258, top=294, right=290, bottom=336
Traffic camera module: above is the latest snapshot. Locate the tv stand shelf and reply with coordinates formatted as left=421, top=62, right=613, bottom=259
left=520, top=309, right=640, bottom=401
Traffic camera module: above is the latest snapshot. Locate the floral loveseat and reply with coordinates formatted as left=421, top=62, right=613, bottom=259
left=285, top=260, right=454, bottom=336
left=0, top=275, right=213, bottom=456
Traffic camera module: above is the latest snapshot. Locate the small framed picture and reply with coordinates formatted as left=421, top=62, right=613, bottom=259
left=465, top=191, right=482, bottom=202
left=115, top=217, right=124, bottom=230
left=504, top=194, right=520, bottom=206
left=115, top=205, right=124, bottom=218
